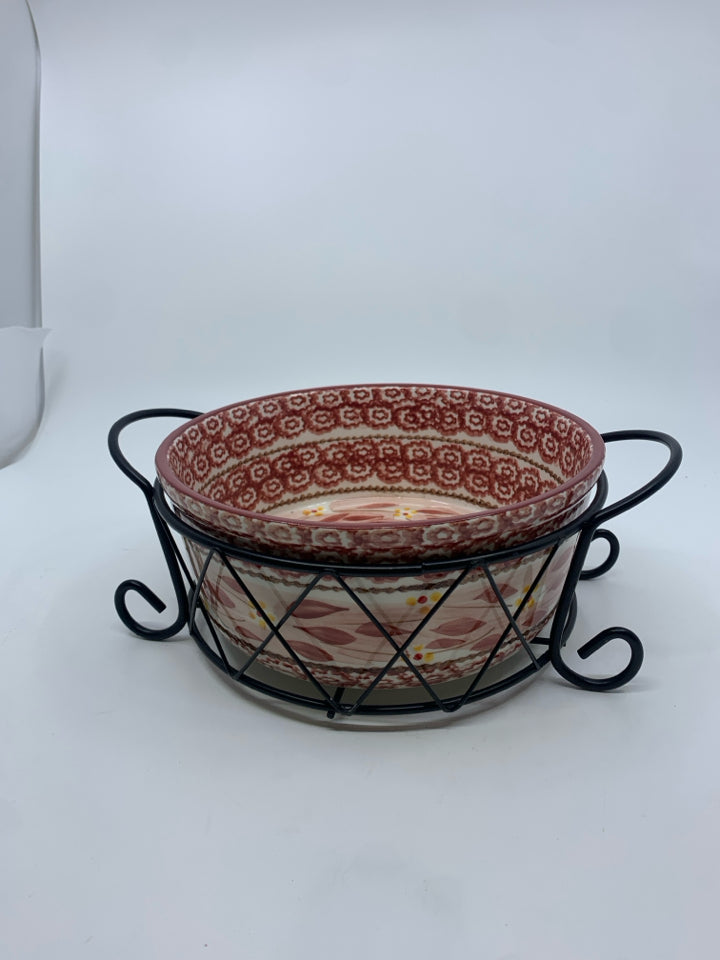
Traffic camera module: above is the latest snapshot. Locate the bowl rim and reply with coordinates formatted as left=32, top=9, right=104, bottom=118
left=155, top=382, right=605, bottom=534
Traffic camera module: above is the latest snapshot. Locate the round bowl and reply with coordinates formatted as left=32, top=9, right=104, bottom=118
left=156, top=384, right=604, bottom=563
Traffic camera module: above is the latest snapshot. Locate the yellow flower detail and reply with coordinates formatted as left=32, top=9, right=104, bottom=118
left=249, top=601, right=276, bottom=627
left=515, top=587, right=536, bottom=609
left=407, top=591, right=439, bottom=613
left=410, top=643, right=435, bottom=664
left=394, top=507, right=417, bottom=520
left=302, top=504, right=325, bottom=517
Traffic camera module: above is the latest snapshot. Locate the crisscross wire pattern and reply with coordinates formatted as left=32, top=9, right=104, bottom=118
left=177, top=512, right=583, bottom=718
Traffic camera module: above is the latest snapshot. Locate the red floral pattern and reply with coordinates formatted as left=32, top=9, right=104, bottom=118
left=157, top=384, right=604, bottom=562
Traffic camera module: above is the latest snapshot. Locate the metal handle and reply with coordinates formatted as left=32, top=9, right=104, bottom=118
left=108, top=408, right=201, bottom=640
left=108, top=407, right=201, bottom=494
left=594, top=430, right=682, bottom=526
left=580, top=430, right=682, bottom=581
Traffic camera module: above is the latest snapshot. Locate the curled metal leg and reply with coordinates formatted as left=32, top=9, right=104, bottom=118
left=551, top=626, right=644, bottom=691
left=548, top=431, right=681, bottom=690
left=546, top=526, right=639, bottom=692
left=580, top=528, right=620, bottom=581
left=112, top=512, right=190, bottom=641
left=108, top=408, right=200, bottom=641
left=114, top=579, right=186, bottom=641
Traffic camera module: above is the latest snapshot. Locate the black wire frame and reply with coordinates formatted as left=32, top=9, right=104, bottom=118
left=108, top=410, right=682, bottom=719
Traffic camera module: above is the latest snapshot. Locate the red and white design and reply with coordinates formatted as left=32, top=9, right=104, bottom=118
left=184, top=536, right=579, bottom=689
left=156, top=384, right=604, bottom=562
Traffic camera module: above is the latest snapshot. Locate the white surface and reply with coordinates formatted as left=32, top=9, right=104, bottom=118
left=1, top=1, right=718, bottom=957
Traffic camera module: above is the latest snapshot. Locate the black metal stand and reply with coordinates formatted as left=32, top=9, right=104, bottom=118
left=108, top=410, right=681, bottom=719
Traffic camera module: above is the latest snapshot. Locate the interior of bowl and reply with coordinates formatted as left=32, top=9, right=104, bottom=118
left=156, top=384, right=604, bottom=529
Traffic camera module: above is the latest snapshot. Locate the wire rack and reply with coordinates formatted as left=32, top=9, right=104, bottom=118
left=108, top=409, right=681, bottom=720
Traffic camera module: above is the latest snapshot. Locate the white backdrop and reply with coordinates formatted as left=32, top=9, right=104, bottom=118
left=2, top=1, right=718, bottom=957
